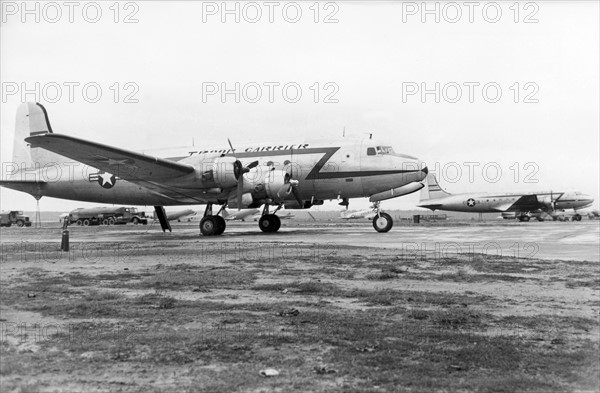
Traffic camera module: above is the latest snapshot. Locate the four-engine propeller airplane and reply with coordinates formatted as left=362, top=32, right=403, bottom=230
left=418, top=174, right=594, bottom=221
left=0, top=103, right=428, bottom=235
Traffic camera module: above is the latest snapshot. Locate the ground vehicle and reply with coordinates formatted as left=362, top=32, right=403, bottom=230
left=0, top=211, right=32, bottom=227
left=68, top=207, right=148, bottom=226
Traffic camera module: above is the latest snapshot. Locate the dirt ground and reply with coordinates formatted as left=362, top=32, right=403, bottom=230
left=1, top=222, right=598, bottom=392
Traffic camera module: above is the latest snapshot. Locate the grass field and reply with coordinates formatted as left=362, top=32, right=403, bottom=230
left=1, top=226, right=598, bottom=392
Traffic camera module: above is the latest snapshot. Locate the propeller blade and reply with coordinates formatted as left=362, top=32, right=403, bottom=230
left=277, top=183, right=293, bottom=200
left=247, top=160, right=259, bottom=169
left=237, top=175, right=244, bottom=210
left=291, top=185, right=303, bottom=207
left=227, top=138, right=236, bottom=158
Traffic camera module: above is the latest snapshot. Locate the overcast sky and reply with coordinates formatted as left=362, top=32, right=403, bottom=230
left=1, top=1, right=598, bottom=212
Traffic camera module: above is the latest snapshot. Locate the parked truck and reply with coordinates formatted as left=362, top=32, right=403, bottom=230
left=0, top=211, right=32, bottom=227
left=68, top=207, right=148, bottom=226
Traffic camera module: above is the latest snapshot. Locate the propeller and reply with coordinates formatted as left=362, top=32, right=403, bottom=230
left=288, top=147, right=303, bottom=206
left=228, top=139, right=259, bottom=210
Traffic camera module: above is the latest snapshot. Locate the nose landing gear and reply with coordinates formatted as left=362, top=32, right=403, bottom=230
left=371, top=202, right=393, bottom=233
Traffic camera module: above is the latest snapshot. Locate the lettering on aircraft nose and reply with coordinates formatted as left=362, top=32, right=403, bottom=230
left=467, top=198, right=476, bottom=207
left=89, top=171, right=118, bottom=189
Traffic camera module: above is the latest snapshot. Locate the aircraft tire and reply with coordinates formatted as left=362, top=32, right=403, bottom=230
left=373, top=213, right=393, bottom=233
left=271, top=215, right=281, bottom=232
left=259, top=214, right=281, bottom=233
left=200, top=216, right=220, bottom=236
left=522, top=216, right=530, bottom=222
left=573, top=214, right=582, bottom=221
left=214, top=216, right=226, bottom=235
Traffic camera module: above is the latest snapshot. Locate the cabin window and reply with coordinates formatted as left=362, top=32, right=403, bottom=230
left=367, top=147, right=376, bottom=156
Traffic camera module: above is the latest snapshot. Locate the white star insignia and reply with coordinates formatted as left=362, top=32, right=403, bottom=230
left=99, top=172, right=114, bottom=186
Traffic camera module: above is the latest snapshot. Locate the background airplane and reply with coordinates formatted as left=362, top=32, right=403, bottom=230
left=0, top=103, right=427, bottom=235
left=340, top=206, right=378, bottom=220
left=220, top=208, right=260, bottom=221
left=418, top=174, right=594, bottom=222
left=253, top=209, right=294, bottom=221
left=153, top=208, right=197, bottom=222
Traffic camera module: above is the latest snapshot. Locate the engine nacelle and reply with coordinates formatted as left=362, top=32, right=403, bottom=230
left=247, top=169, right=290, bottom=202
left=201, top=156, right=240, bottom=188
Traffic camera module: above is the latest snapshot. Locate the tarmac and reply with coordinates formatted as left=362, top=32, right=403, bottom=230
left=211, top=220, right=600, bottom=262
left=4, top=219, right=595, bottom=262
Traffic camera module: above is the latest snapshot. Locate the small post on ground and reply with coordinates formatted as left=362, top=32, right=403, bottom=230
left=35, top=198, right=42, bottom=228
left=60, top=217, right=69, bottom=252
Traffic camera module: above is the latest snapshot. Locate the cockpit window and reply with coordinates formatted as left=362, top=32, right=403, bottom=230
left=367, top=147, right=376, bottom=156
left=376, top=146, right=394, bottom=154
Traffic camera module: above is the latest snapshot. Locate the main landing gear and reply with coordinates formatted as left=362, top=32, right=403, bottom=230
left=371, top=202, right=393, bottom=233
left=199, top=203, right=285, bottom=236
left=258, top=204, right=281, bottom=233
left=199, top=203, right=226, bottom=236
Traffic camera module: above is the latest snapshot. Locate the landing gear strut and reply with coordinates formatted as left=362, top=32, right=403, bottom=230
left=258, top=204, right=281, bottom=233
left=199, top=203, right=226, bottom=236
left=371, top=202, right=393, bottom=233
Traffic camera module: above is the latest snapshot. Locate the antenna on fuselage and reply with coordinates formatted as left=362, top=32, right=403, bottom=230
left=343, top=126, right=345, bottom=137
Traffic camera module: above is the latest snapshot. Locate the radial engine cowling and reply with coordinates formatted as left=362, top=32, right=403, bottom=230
left=250, top=169, right=291, bottom=202
left=202, top=156, right=242, bottom=188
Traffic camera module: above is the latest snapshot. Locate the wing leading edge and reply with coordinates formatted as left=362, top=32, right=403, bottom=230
left=25, top=133, right=195, bottom=181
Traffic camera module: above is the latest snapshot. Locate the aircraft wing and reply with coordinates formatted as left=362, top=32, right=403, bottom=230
left=497, top=194, right=543, bottom=212
left=25, top=134, right=195, bottom=181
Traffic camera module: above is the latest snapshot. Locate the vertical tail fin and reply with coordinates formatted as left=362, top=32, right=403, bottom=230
left=12, top=103, right=67, bottom=173
left=419, top=173, right=451, bottom=201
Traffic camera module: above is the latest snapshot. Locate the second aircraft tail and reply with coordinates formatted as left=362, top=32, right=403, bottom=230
left=419, top=173, right=451, bottom=201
